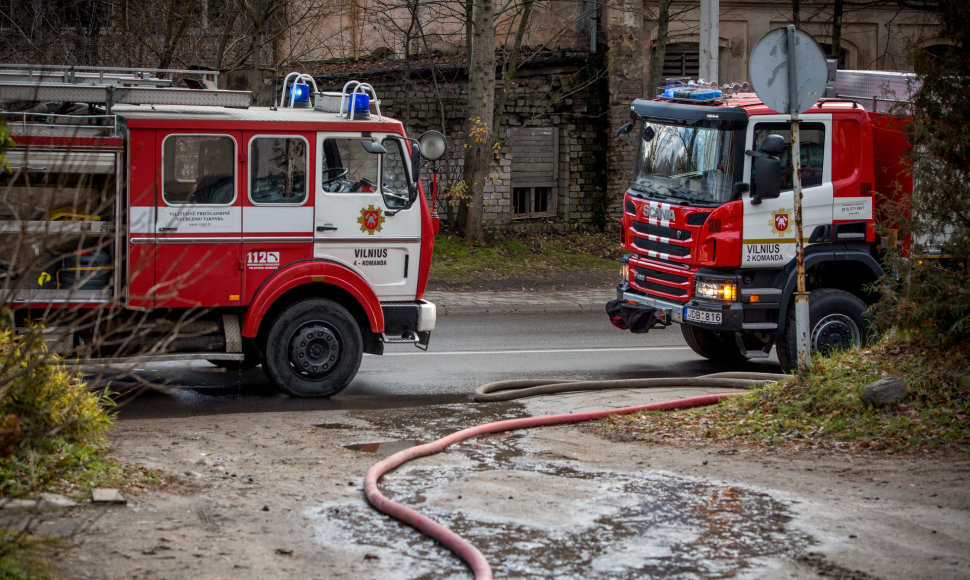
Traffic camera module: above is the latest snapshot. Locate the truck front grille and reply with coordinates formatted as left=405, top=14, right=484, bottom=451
left=632, top=236, right=691, bottom=257
left=631, top=263, right=691, bottom=301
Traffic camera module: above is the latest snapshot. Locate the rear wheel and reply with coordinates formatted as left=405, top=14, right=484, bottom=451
left=263, top=298, right=362, bottom=397
left=681, top=325, right=747, bottom=363
left=776, top=288, right=870, bottom=372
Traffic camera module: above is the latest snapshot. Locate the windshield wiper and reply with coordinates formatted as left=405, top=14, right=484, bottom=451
left=629, top=182, right=661, bottom=197
left=664, top=187, right=718, bottom=207
left=663, top=187, right=700, bottom=203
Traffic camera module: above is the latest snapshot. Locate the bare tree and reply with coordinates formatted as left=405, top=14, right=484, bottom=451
left=494, top=0, right=534, bottom=119
left=462, top=0, right=496, bottom=244
left=0, top=0, right=341, bottom=97
left=647, top=0, right=674, bottom=92
left=645, top=0, right=696, bottom=95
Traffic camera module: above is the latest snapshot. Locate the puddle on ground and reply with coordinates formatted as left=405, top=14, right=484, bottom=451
left=307, top=402, right=812, bottom=578
left=312, top=423, right=356, bottom=430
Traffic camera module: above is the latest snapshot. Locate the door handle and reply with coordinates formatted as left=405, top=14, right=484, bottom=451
left=316, top=224, right=338, bottom=232
left=158, top=226, right=178, bottom=232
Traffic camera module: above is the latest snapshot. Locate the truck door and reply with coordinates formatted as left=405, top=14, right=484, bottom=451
left=313, top=133, right=421, bottom=300
left=741, top=117, right=833, bottom=267
left=154, top=132, right=243, bottom=307
left=241, top=132, right=314, bottom=302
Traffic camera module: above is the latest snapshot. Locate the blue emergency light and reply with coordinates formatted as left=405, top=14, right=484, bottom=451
left=348, top=93, right=370, bottom=118
left=289, top=82, right=311, bottom=107
left=659, top=78, right=723, bottom=101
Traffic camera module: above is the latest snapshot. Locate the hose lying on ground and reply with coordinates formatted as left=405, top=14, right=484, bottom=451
left=473, top=371, right=789, bottom=402
left=363, top=372, right=789, bottom=580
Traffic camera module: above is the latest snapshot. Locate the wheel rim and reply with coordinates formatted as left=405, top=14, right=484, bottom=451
left=286, top=322, right=341, bottom=379
left=811, top=313, right=860, bottom=356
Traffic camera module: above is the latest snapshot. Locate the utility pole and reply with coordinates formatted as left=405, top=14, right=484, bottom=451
left=699, top=0, right=719, bottom=82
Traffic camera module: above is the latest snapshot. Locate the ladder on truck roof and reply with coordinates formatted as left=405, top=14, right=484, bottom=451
left=831, top=69, right=917, bottom=114
left=0, top=64, right=252, bottom=111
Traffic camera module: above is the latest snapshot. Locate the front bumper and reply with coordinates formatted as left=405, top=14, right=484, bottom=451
left=611, top=284, right=745, bottom=333
left=381, top=300, right=436, bottom=347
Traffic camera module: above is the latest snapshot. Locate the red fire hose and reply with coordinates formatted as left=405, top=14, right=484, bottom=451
left=363, top=373, right=787, bottom=579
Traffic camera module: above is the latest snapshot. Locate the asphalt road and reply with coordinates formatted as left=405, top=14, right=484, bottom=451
left=108, top=310, right=781, bottom=420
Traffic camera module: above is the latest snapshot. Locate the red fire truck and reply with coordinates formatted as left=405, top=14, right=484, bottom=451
left=607, top=70, right=915, bottom=371
left=0, top=65, right=446, bottom=397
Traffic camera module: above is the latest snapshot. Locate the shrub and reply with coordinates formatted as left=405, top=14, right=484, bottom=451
left=872, top=1, right=970, bottom=350
left=0, top=323, right=115, bottom=497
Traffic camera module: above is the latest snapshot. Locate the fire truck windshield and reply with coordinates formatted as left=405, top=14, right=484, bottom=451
left=632, top=123, right=742, bottom=206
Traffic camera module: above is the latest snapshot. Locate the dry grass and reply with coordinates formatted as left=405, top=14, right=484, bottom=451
left=600, top=336, right=970, bottom=455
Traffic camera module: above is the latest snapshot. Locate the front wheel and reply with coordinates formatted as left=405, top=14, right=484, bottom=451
left=776, top=288, right=871, bottom=372
left=262, top=298, right=362, bottom=397
left=681, top=325, right=747, bottom=363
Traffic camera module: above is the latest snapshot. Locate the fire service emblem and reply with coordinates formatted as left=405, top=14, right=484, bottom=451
left=771, top=209, right=790, bottom=235
left=358, top=205, right=385, bottom=235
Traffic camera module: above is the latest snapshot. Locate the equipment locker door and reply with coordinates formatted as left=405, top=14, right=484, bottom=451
left=313, top=132, right=421, bottom=301
left=153, top=131, right=244, bottom=308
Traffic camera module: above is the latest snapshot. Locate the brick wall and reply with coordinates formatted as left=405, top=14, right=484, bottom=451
left=315, top=56, right=612, bottom=230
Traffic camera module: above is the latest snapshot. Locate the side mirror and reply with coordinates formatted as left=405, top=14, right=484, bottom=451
left=361, top=140, right=386, bottom=154
left=760, top=134, right=785, bottom=156
left=410, top=141, right=421, bottom=185
left=616, top=121, right=635, bottom=137
left=745, top=133, right=786, bottom=205
left=751, top=156, right=782, bottom=204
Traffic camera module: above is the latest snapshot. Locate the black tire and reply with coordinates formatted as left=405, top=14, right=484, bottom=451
left=262, top=298, right=362, bottom=397
left=776, top=288, right=871, bottom=372
left=681, top=324, right=748, bottom=363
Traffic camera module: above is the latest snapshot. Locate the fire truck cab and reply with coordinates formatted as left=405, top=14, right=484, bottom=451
left=0, top=66, right=444, bottom=397
left=608, top=70, right=914, bottom=371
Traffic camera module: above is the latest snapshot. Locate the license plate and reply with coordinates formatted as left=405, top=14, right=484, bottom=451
left=684, top=307, right=722, bottom=325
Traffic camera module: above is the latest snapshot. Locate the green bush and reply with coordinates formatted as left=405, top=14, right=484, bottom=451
left=0, top=325, right=115, bottom=497
left=872, top=1, right=970, bottom=350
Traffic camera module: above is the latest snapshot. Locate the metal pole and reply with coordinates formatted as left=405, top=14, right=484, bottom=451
left=787, top=24, right=811, bottom=373
left=699, top=0, right=719, bottom=82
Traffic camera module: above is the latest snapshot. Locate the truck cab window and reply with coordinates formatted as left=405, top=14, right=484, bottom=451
left=162, top=135, right=236, bottom=205
left=249, top=136, right=308, bottom=204
left=381, top=138, right=411, bottom=209
left=320, top=138, right=378, bottom=193
left=752, top=123, right=825, bottom=191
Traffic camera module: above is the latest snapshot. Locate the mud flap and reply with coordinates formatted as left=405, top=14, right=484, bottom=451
left=606, top=299, right=660, bottom=334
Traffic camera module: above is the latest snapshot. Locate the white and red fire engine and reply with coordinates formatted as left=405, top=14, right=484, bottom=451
left=607, top=69, right=915, bottom=371
left=0, top=65, right=446, bottom=397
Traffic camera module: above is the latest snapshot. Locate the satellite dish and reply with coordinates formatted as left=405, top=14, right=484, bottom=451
left=748, top=26, right=828, bottom=114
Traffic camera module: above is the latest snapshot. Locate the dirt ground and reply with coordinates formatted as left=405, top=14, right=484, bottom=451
left=9, top=388, right=970, bottom=580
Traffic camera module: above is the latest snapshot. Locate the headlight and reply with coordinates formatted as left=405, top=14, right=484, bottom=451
left=694, top=279, right=737, bottom=302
